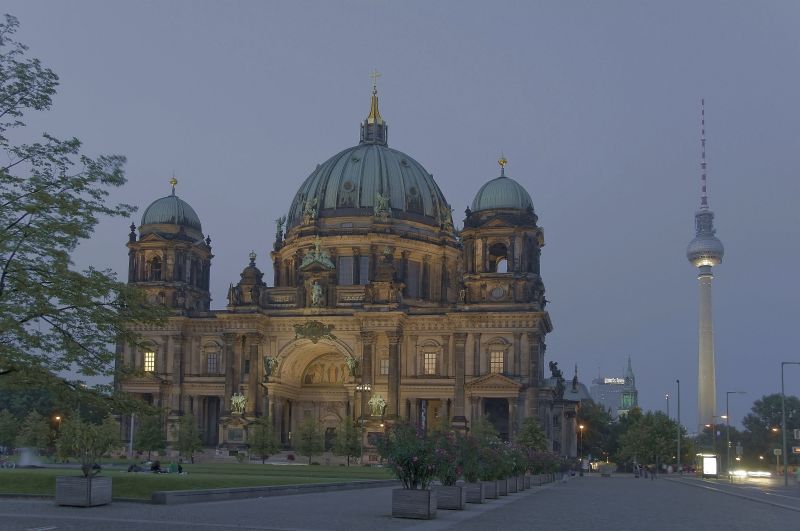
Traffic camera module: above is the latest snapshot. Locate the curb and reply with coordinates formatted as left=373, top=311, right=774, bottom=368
left=664, top=477, right=800, bottom=513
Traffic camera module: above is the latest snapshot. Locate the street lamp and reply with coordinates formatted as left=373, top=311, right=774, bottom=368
left=725, top=391, right=746, bottom=477
left=665, top=394, right=670, bottom=419
left=355, top=383, right=371, bottom=463
left=781, top=362, right=800, bottom=486
left=54, top=415, right=61, bottom=430
left=676, top=379, right=681, bottom=472
left=578, top=424, right=585, bottom=459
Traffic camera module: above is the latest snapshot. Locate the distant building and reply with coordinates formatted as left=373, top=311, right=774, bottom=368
left=590, top=357, right=638, bottom=418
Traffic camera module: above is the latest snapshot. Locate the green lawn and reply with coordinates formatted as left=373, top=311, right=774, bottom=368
left=0, top=463, right=393, bottom=500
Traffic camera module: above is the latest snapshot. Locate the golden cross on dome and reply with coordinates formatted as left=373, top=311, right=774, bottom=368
left=369, top=69, right=381, bottom=92
left=170, top=176, right=178, bottom=194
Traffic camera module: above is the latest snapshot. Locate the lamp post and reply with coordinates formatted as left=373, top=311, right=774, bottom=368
left=54, top=415, right=61, bottom=431
left=781, top=362, right=800, bottom=486
left=578, top=424, right=585, bottom=459
left=725, top=391, right=746, bottom=477
left=355, top=383, right=371, bottom=463
left=676, top=379, right=681, bottom=472
left=665, top=394, right=670, bottom=419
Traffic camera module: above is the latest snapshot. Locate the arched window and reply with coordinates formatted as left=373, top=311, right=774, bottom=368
left=203, top=343, right=222, bottom=375
left=485, top=337, right=511, bottom=375
left=496, top=258, right=508, bottom=273
left=418, top=340, right=441, bottom=376
left=488, top=243, right=508, bottom=273
left=149, top=256, right=162, bottom=281
left=143, top=349, right=156, bottom=372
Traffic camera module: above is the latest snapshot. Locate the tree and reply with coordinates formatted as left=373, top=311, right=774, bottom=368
left=175, top=415, right=203, bottom=463
left=742, top=394, right=800, bottom=464
left=248, top=416, right=280, bottom=464
left=0, top=408, right=18, bottom=451
left=15, top=410, right=50, bottom=450
left=134, top=414, right=166, bottom=460
left=0, top=14, right=164, bottom=380
left=470, top=414, right=500, bottom=445
left=617, top=410, right=683, bottom=469
left=515, top=417, right=548, bottom=452
left=576, top=401, right=614, bottom=459
left=294, top=416, right=324, bottom=464
left=332, top=416, right=361, bottom=466
left=55, top=415, right=118, bottom=477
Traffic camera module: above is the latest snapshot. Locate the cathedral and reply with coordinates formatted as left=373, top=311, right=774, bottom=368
left=117, top=82, right=579, bottom=459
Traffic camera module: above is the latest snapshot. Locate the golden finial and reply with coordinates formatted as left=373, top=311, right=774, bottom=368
left=170, top=176, right=178, bottom=194
left=249, top=250, right=257, bottom=264
left=498, top=154, right=507, bottom=176
left=366, top=69, right=384, bottom=125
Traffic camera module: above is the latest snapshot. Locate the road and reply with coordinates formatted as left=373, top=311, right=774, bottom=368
left=0, top=474, right=796, bottom=531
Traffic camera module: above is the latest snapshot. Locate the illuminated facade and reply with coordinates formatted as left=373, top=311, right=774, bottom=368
left=117, top=84, right=579, bottom=458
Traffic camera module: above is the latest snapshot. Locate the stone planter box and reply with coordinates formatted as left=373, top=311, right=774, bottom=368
left=391, top=488, right=436, bottom=519
left=55, top=476, right=112, bottom=507
left=523, top=475, right=531, bottom=489
left=482, top=480, right=498, bottom=499
left=497, top=478, right=508, bottom=496
left=434, top=485, right=466, bottom=510
left=508, top=476, right=518, bottom=493
left=516, top=475, right=524, bottom=490
left=464, top=482, right=485, bottom=504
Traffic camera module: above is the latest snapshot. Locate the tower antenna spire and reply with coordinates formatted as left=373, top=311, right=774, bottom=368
left=700, top=98, right=708, bottom=209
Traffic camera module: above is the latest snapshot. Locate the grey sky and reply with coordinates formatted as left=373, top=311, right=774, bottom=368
left=6, top=1, right=800, bottom=430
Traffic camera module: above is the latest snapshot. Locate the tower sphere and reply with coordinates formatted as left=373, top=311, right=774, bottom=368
left=140, top=186, right=203, bottom=236
left=686, top=233, right=724, bottom=268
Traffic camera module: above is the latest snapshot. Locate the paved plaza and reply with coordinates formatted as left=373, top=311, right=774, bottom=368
left=0, top=474, right=797, bottom=531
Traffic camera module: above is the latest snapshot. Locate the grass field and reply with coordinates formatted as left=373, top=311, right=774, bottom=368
left=0, top=463, right=393, bottom=499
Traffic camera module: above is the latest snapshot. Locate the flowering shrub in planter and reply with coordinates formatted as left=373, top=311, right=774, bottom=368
left=430, top=430, right=465, bottom=509
left=378, top=422, right=435, bottom=490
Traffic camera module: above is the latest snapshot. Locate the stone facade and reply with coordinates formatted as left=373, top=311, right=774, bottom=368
left=116, top=89, right=578, bottom=458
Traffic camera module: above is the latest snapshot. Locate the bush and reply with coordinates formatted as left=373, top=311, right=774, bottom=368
left=377, top=422, right=435, bottom=490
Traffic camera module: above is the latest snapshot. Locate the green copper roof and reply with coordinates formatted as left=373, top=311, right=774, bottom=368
left=287, top=142, right=450, bottom=228
left=141, top=193, right=202, bottom=232
left=471, top=173, right=534, bottom=212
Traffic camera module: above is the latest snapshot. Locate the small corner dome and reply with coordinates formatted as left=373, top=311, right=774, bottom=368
left=140, top=193, right=202, bottom=232
left=471, top=173, right=534, bottom=212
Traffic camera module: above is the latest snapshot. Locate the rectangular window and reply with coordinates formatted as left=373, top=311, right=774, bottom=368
left=144, top=351, right=155, bottom=372
left=358, top=256, right=370, bottom=285
left=337, top=256, right=354, bottom=285
left=423, top=351, right=437, bottom=375
left=380, top=358, right=390, bottom=375
left=490, top=349, right=504, bottom=374
left=406, top=261, right=421, bottom=298
left=207, top=353, right=218, bottom=374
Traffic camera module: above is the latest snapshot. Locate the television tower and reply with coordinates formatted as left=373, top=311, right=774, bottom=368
left=686, top=99, right=724, bottom=431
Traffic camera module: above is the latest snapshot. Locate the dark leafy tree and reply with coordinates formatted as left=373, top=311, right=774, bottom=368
left=0, top=14, right=164, bottom=380
left=332, top=416, right=361, bottom=466
left=15, top=410, right=50, bottom=450
left=0, top=408, right=18, bottom=451
left=515, top=417, right=548, bottom=452
left=248, top=416, right=280, bottom=464
left=616, top=410, right=685, bottom=469
left=175, top=415, right=203, bottom=463
left=294, top=416, right=324, bottom=464
left=134, top=414, right=165, bottom=460
left=576, top=401, right=614, bottom=459
left=741, top=394, right=800, bottom=465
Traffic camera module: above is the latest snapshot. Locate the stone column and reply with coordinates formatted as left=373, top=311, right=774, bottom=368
left=387, top=330, right=402, bottom=417
left=452, top=333, right=467, bottom=431
left=527, top=332, right=538, bottom=383
left=473, top=333, right=482, bottom=376
left=513, top=332, right=522, bottom=376
left=441, top=334, right=451, bottom=377
left=508, top=399, right=518, bottom=440
left=361, top=332, right=375, bottom=384
left=247, top=333, right=262, bottom=416
left=172, top=334, right=186, bottom=414
left=223, top=333, right=237, bottom=412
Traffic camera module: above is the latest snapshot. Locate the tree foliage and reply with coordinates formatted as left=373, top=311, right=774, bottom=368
left=332, top=416, right=361, bottom=466
left=55, top=414, right=118, bottom=477
left=294, top=416, right=324, bottom=464
left=576, top=401, right=613, bottom=459
left=134, top=413, right=166, bottom=460
left=616, top=410, right=685, bottom=466
left=0, top=14, right=164, bottom=379
left=15, top=410, right=50, bottom=449
left=248, top=416, right=280, bottom=464
left=175, top=415, right=203, bottom=463
left=515, top=417, right=548, bottom=452
left=741, top=393, right=800, bottom=463
left=0, top=408, right=18, bottom=449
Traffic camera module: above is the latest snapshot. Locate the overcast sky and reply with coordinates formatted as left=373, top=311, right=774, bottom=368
left=6, top=1, right=800, bottom=431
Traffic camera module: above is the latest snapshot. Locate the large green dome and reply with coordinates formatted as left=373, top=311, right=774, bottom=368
left=141, top=190, right=202, bottom=232
left=287, top=143, right=450, bottom=228
left=286, top=85, right=451, bottom=229
left=471, top=166, right=533, bottom=212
